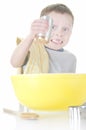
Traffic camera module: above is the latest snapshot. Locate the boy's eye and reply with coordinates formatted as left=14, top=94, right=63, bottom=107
left=52, top=25, right=57, bottom=30
left=52, top=25, right=71, bottom=34
left=63, top=27, right=69, bottom=32
left=63, top=28, right=67, bottom=31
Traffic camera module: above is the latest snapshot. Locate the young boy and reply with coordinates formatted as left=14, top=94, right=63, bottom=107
left=11, top=3, right=77, bottom=73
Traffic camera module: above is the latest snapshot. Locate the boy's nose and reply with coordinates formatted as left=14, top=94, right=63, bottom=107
left=56, top=31, right=63, bottom=37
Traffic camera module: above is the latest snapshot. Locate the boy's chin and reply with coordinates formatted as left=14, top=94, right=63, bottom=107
left=45, top=43, right=66, bottom=50
left=53, top=44, right=67, bottom=50
left=45, top=45, right=63, bottom=51
left=51, top=45, right=64, bottom=50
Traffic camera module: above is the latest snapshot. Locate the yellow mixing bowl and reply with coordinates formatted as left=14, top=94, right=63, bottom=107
left=11, top=74, right=86, bottom=111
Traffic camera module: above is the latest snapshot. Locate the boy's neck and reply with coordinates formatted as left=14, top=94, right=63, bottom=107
left=45, top=46, right=64, bottom=51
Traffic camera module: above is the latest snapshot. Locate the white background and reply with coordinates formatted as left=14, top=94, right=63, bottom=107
left=0, top=0, right=86, bottom=110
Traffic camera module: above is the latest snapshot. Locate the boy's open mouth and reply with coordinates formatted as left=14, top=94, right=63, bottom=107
left=51, top=39, right=63, bottom=45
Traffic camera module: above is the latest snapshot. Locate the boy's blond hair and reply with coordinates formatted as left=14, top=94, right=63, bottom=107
left=40, top=3, right=74, bottom=24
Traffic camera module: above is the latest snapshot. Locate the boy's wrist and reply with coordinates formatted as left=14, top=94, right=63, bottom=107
left=25, top=34, right=34, bottom=42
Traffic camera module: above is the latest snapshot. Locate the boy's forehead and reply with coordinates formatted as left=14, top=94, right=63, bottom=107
left=48, top=12, right=73, bottom=26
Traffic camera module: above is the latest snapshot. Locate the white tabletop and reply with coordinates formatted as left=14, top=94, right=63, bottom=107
left=0, top=109, right=86, bottom=130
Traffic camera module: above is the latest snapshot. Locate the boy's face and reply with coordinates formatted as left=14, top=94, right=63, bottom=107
left=45, top=12, right=73, bottom=50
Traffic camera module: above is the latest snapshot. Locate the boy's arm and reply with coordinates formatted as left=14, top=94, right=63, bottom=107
left=10, top=18, right=48, bottom=68
left=10, top=35, right=33, bottom=67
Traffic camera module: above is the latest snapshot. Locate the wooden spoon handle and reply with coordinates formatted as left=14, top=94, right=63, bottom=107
left=20, top=112, right=39, bottom=119
left=3, top=108, right=39, bottom=119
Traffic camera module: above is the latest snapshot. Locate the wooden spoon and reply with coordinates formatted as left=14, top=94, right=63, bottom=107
left=3, top=108, right=39, bottom=119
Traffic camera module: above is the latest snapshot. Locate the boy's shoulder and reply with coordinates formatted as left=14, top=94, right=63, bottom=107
left=63, top=49, right=77, bottom=61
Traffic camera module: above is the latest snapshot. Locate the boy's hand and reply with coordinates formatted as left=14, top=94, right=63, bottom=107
left=29, top=19, right=49, bottom=40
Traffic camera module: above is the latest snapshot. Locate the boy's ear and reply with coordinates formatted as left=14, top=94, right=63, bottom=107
left=16, top=37, right=22, bottom=45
